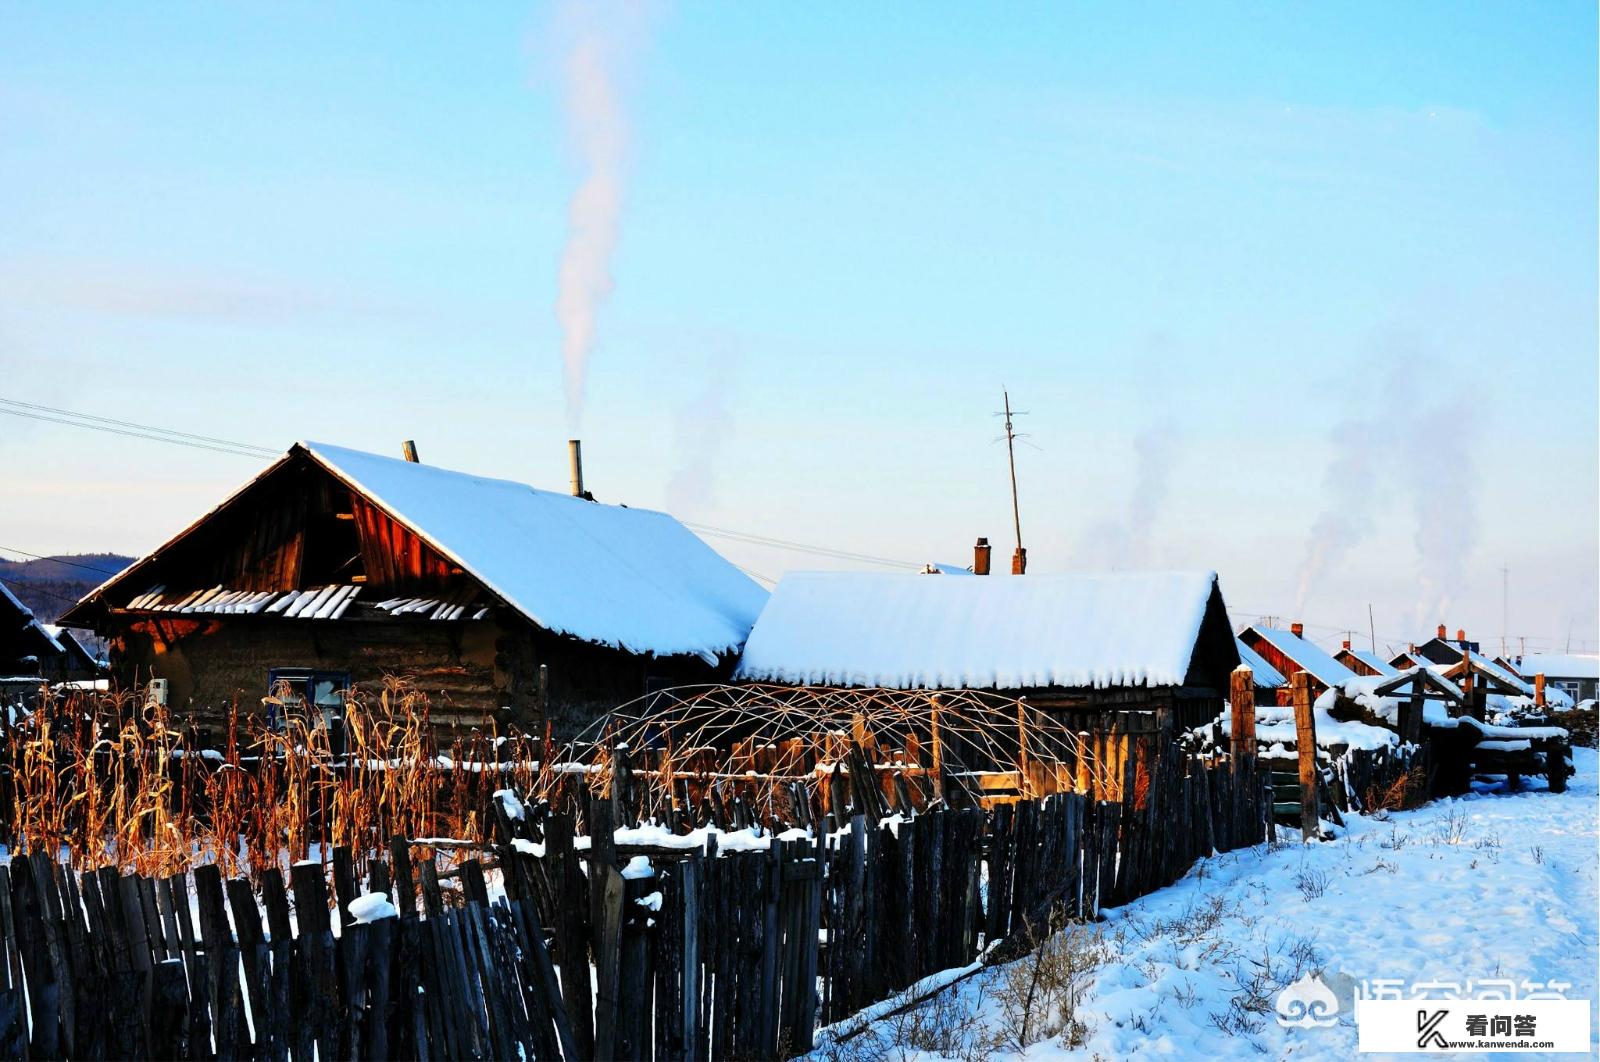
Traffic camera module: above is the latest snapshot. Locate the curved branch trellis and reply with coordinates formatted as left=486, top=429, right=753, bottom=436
left=545, top=684, right=1143, bottom=831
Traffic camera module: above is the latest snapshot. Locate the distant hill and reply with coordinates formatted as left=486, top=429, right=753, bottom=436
left=0, top=554, right=135, bottom=625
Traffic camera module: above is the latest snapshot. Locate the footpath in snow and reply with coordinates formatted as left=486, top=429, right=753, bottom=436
left=827, top=747, right=1598, bottom=1061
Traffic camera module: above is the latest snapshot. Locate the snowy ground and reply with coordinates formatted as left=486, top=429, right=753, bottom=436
left=823, top=747, right=1598, bottom=1061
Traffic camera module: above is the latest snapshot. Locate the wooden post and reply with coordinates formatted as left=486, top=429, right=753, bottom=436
left=1401, top=676, right=1425, bottom=745
left=1229, top=667, right=1254, bottom=778
left=1460, top=663, right=1481, bottom=722
left=1534, top=672, right=1547, bottom=709
left=1015, top=699, right=1030, bottom=797
left=1290, top=671, right=1320, bottom=841
left=929, top=697, right=944, bottom=802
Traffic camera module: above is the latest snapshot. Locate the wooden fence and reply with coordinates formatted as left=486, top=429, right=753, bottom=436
left=0, top=741, right=1269, bottom=1060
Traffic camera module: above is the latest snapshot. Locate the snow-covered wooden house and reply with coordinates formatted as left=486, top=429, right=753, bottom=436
left=1235, top=623, right=1357, bottom=704
left=63, top=442, right=768, bottom=735
left=2, top=579, right=106, bottom=708
left=733, top=570, right=1241, bottom=734
left=1235, top=637, right=1287, bottom=705
left=1333, top=639, right=1398, bottom=679
left=1514, top=653, right=1598, bottom=706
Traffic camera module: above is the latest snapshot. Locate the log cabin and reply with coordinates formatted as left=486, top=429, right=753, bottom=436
left=62, top=441, right=767, bottom=737
left=732, top=565, right=1242, bottom=737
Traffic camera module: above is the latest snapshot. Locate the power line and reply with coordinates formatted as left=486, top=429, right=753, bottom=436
left=3, top=394, right=928, bottom=572
left=683, top=522, right=925, bottom=570
left=7, top=395, right=1596, bottom=642
left=0, top=396, right=277, bottom=458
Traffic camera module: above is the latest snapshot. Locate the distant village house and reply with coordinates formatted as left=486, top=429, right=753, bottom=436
left=733, top=560, right=1242, bottom=735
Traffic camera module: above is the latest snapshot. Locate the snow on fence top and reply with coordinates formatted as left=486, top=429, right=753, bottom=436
left=305, top=442, right=767, bottom=660
left=734, top=570, right=1223, bottom=690
left=1235, top=638, right=1286, bottom=688
left=1244, top=625, right=1356, bottom=687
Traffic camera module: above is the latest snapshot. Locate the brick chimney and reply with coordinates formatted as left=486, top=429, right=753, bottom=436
left=1011, top=546, right=1027, bottom=575
left=1341, top=638, right=1351, bottom=650
left=1436, top=624, right=1447, bottom=639
left=1455, top=628, right=1466, bottom=643
left=1291, top=621, right=1305, bottom=638
left=973, top=537, right=992, bottom=576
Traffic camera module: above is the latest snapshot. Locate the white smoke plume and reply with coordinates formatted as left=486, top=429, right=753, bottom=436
left=1293, top=412, right=1386, bottom=615
left=1123, top=424, right=1177, bottom=566
left=1291, top=357, right=1483, bottom=629
left=664, top=356, right=736, bottom=516
left=1409, top=395, right=1479, bottom=628
left=551, top=1, right=649, bottom=434
left=1077, top=423, right=1177, bottom=569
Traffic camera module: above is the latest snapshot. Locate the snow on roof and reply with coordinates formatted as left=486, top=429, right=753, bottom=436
left=1467, top=656, right=1533, bottom=694
left=1516, top=653, right=1600, bottom=681
left=301, top=442, right=767, bottom=660
left=1, top=580, right=64, bottom=655
left=1244, top=626, right=1357, bottom=688
left=734, top=570, right=1223, bottom=690
left=1347, top=649, right=1398, bottom=676
left=1429, top=655, right=1533, bottom=696
left=1235, top=638, right=1286, bottom=688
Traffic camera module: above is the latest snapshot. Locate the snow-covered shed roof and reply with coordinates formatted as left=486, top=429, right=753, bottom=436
left=734, top=570, right=1236, bottom=691
left=1345, top=649, right=1397, bottom=676
left=71, top=442, right=768, bottom=661
left=1241, top=626, right=1357, bottom=688
left=1513, top=653, right=1598, bottom=681
left=1235, top=638, right=1286, bottom=688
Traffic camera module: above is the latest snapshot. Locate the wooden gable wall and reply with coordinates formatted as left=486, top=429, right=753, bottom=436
left=101, top=451, right=472, bottom=604
left=352, top=496, right=458, bottom=592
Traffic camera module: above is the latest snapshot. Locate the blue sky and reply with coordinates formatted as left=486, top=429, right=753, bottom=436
left=2, top=3, right=1595, bottom=655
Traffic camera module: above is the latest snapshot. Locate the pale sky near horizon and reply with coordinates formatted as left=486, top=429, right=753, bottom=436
left=1, top=3, right=1596, bottom=656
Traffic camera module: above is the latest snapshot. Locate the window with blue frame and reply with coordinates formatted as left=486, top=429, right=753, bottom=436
left=265, top=667, right=350, bottom=732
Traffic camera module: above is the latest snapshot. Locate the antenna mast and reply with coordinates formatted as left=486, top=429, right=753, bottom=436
left=1500, top=564, right=1509, bottom=658
left=1000, top=389, right=1026, bottom=573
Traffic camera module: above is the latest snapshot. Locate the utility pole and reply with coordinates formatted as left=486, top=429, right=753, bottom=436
left=1368, top=604, right=1377, bottom=654
left=1500, top=565, right=1509, bottom=659
left=998, top=390, right=1027, bottom=574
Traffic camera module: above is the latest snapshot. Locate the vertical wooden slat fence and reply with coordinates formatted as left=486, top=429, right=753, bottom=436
left=0, top=738, right=1270, bottom=1060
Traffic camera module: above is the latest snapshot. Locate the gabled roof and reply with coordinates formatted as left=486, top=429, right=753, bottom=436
left=1432, top=655, right=1533, bottom=697
left=71, top=442, right=768, bottom=661
left=1235, top=638, right=1286, bottom=688
left=1240, top=626, right=1358, bottom=688
left=1343, top=648, right=1398, bottom=677
left=734, top=570, right=1236, bottom=690
left=1, top=579, right=65, bottom=664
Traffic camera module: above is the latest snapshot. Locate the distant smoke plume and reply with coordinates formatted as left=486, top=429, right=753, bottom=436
left=551, top=2, right=648, bottom=433
left=1078, top=424, right=1177, bottom=568
left=665, top=355, right=737, bottom=515
left=1292, top=360, right=1482, bottom=627
left=1293, top=413, right=1385, bottom=615
left=1123, top=425, right=1177, bottom=565
left=1409, top=395, right=1478, bottom=627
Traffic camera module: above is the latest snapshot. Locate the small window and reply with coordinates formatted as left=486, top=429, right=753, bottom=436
left=266, top=667, right=350, bottom=735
